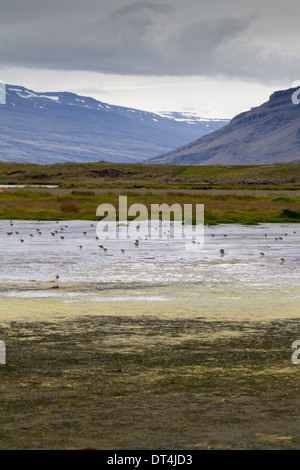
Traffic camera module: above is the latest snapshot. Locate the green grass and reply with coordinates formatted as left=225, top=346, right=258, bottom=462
left=0, top=161, right=299, bottom=222
left=0, top=188, right=299, bottom=223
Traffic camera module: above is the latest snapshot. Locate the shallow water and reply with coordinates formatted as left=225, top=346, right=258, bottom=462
left=0, top=220, right=299, bottom=323
left=0, top=185, right=58, bottom=188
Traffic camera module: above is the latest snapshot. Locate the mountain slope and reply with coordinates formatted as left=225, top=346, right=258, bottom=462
left=147, top=88, right=300, bottom=165
left=0, top=85, right=228, bottom=164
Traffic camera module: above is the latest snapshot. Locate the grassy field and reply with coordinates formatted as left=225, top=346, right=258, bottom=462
left=0, top=161, right=299, bottom=224
left=0, top=161, right=300, bottom=189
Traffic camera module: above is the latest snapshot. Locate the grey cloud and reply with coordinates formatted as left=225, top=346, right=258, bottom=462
left=0, top=0, right=300, bottom=81
left=111, top=1, right=171, bottom=19
left=173, top=17, right=253, bottom=75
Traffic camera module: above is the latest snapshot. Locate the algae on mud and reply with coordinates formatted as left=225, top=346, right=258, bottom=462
left=0, top=310, right=300, bottom=450
left=0, top=262, right=299, bottom=448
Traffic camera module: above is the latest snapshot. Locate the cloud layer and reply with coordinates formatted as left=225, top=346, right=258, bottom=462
left=1, top=0, right=300, bottom=81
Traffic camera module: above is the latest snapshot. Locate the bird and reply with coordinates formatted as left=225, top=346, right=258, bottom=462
left=79, top=245, right=82, bottom=249
left=20, top=239, right=24, bottom=243
left=56, top=275, right=59, bottom=280
left=121, top=249, right=125, bottom=253
left=280, top=258, right=285, bottom=264
left=260, top=252, right=265, bottom=256
left=220, top=249, right=225, bottom=256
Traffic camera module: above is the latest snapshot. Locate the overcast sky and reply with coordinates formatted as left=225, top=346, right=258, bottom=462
left=0, top=0, right=299, bottom=117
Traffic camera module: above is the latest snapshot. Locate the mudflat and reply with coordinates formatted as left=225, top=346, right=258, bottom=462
left=0, top=284, right=300, bottom=450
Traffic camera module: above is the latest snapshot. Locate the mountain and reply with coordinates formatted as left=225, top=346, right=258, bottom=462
left=147, top=88, right=300, bottom=165
left=0, top=85, right=228, bottom=164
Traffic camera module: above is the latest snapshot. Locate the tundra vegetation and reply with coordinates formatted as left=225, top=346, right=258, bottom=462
left=0, top=161, right=299, bottom=224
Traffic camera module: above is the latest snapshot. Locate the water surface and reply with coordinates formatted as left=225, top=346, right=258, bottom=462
left=0, top=220, right=299, bottom=323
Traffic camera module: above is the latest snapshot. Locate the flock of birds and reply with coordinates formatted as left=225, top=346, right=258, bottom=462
left=5, top=220, right=295, bottom=269
left=3, top=219, right=298, bottom=287
left=5, top=220, right=143, bottom=255
left=215, top=230, right=296, bottom=264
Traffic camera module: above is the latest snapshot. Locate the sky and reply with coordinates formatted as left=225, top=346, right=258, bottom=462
left=0, top=0, right=299, bottom=118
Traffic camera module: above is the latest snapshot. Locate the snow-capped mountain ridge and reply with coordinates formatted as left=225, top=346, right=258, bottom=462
left=158, top=110, right=229, bottom=125
left=0, top=84, right=229, bottom=164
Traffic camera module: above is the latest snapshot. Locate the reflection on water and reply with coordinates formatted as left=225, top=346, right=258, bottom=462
left=0, top=220, right=299, bottom=322
left=0, top=185, right=58, bottom=188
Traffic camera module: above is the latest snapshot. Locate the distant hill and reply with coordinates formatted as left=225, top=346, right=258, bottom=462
left=147, top=88, right=300, bottom=165
left=0, top=85, right=228, bottom=164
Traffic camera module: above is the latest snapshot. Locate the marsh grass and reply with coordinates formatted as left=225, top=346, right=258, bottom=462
left=60, top=202, right=79, bottom=214
left=0, top=188, right=299, bottom=223
left=0, top=161, right=299, bottom=189
left=0, top=161, right=299, bottom=222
